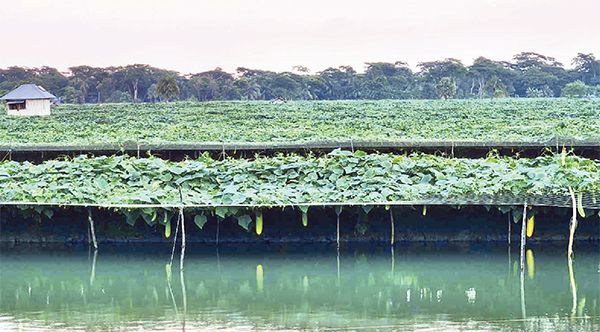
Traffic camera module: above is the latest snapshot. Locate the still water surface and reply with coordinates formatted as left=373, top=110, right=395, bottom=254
left=1, top=243, right=599, bottom=331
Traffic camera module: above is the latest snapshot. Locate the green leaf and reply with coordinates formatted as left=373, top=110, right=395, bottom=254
left=236, top=215, right=252, bottom=231
left=215, top=207, right=227, bottom=219
left=42, top=208, right=54, bottom=219
left=168, top=165, right=185, bottom=175
left=194, top=214, right=208, bottom=230
left=123, top=209, right=140, bottom=226
left=95, top=178, right=110, bottom=190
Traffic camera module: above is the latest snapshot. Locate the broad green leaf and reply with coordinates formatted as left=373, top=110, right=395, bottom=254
left=215, top=207, right=227, bottom=219
left=236, top=215, right=252, bottom=231
left=194, top=214, right=208, bottom=230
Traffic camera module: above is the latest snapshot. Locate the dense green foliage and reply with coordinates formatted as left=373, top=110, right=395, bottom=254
left=1, top=99, right=600, bottom=146
left=1, top=52, right=599, bottom=102
left=1, top=150, right=598, bottom=227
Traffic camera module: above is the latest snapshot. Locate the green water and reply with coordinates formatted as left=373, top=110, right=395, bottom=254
left=0, top=243, right=599, bottom=331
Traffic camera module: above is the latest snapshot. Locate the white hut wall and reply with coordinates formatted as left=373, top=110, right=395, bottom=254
left=7, top=99, right=51, bottom=116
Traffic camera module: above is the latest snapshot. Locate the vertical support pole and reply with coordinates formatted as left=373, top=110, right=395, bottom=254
left=334, top=206, right=342, bottom=286
left=568, top=187, right=578, bottom=259
left=520, top=204, right=527, bottom=271
left=390, top=208, right=395, bottom=246
left=390, top=207, right=395, bottom=276
left=336, top=213, right=340, bottom=251
left=568, top=249, right=578, bottom=317
left=567, top=187, right=578, bottom=318
left=508, top=210, right=511, bottom=246
left=216, top=218, right=220, bottom=246
left=88, top=209, right=98, bottom=250
left=180, top=254, right=187, bottom=331
left=179, top=207, right=186, bottom=271
left=178, top=186, right=186, bottom=271
left=89, top=249, right=98, bottom=286
left=520, top=203, right=527, bottom=320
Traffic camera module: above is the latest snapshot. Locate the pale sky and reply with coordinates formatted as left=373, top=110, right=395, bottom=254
left=1, top=0, right=598, bottom=74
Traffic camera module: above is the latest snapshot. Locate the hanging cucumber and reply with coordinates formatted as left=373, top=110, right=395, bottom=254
left=526, top=214, right=534, bottom=238
left=577, top=192, right=585, bottom=218
left=165, top=219, right=171, bottom=238
left=256, top=210, right=263, bottom=235
left=299, top=206, right=309, bottom=227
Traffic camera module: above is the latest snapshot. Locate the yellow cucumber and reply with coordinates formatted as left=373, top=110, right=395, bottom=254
left=422, top=205, right=427, bottom=216
left=256, top=210, right=263, bottom=235
left=256, top=264, right=264, bottom=292
left=302, top=211, right=308, bottom=227
left=526, top=215, right=534, bottom=238
left=526, top=249, right=535, bottom=278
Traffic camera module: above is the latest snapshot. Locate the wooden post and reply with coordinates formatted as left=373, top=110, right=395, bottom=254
left=88, top=209, right=98, bottom=250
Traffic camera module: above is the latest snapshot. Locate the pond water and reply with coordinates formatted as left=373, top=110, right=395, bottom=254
left=0, top=242, right=598, bottom=331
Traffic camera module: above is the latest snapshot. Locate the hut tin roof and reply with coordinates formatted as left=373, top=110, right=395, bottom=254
left=0, top=84, right=56, bottom=100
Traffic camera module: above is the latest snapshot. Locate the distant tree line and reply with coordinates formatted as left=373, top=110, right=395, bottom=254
left=1, top=52, right=599, bottom=103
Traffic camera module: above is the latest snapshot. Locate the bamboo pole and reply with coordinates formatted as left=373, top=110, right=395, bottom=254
left=178, top=187, right=186, bottom=271
left=87, top=209, right=98, bottom=250
left=520, top=254, right=527, bottom=320
left=179, top=207, right=186, bottom=271
left=519, top=203, right=527, bottom=320
left=508, top=210, right=511, bottom=246
left=568, top=187, right=578, bottom=259
left=89, top=249, right=98, bottom=286
left=568, top=250, right=578, bottom=317
left=169, top=210, right=181, bottom=270
left=390, top=208, right=395, bottom=246
left=216, top=218, right=220, bottom=246
left=180, top=262, right=187, bottom=331
left=520, top=203, right=527, bottom=271
left=336, top=212, right=341, bottom=251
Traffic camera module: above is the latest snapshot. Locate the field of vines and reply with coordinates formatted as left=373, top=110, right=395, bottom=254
left=1, top=149, right=598, bottom=230
left=1, top=98, right=600, bottom=147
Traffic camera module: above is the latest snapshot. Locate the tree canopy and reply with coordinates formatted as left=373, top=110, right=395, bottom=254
left=1, top=52, right=598, bottom=103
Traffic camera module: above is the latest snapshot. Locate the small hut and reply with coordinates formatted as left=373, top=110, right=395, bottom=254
left=1, top=84, right=56, bottom=116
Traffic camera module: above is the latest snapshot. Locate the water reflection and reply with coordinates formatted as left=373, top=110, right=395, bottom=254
left=0, top=243, right=599, bottom=331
